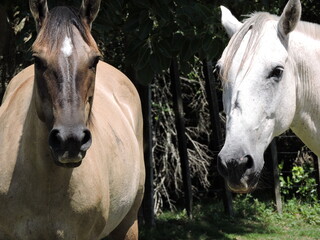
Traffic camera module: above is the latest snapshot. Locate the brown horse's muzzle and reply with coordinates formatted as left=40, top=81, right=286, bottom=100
left=48, top=125, right=92, bottom=167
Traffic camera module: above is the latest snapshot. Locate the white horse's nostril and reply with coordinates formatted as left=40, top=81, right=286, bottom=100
left=217, top=154, right=229, bottom=178
left=243, top=155, right=254, bottom=170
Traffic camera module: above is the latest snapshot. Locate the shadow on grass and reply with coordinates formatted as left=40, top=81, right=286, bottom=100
left=140, top=199, right=277, bottom=240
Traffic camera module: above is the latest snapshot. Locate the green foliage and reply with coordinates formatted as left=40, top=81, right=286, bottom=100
left=279, top=157, right=317, bottom=202
left=4, top=0, right=320, bottom=87
left=94, top=0, right=320, bottom=85
left=233, top=195, right=320, bottom=226
left=141, top=196, right=320, bottom=240
left=93, top=0, right=226, bottom=85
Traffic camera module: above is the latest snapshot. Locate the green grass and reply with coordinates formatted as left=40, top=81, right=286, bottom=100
left=140, top=196, right=320, bottom=240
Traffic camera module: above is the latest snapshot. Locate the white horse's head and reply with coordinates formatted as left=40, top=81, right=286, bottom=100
left=217, top=0, right=301, bottom=193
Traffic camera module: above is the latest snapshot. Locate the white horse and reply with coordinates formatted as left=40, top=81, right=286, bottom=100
left=217, top=0, right=320, bottom=193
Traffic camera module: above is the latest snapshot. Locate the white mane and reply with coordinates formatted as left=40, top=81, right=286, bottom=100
left=221, top=12, right=320, bottom=83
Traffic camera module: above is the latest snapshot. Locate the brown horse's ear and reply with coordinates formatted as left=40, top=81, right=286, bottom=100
left=29, top=0, right=48, bottom=32
left=80, top=0, right=101, bottom=29
left=278, top=0, right=301, bottom=37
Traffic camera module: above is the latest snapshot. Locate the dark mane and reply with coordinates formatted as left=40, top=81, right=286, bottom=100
left=32, top=6, right=93, bottom=53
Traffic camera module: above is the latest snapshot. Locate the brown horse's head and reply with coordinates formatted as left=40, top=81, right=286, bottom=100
left=29, top=0, right=101, bottom=167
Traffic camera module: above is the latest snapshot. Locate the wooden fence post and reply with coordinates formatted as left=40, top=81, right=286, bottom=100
left=127, top=65, right=155, bottom=227
left=170, top=58, right=193, bottom=218
left=270, top=139, right=282, bottom=214
left=311, top=153, right=320, bottom=200
left=139, top=83, right=155, bottom=226
left=202, top=59, right=233, bottom=216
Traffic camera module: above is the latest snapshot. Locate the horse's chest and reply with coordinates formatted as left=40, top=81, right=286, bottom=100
left=0, top=173, right=107, bottom=240
left=0, top=213, right=104, bottom=240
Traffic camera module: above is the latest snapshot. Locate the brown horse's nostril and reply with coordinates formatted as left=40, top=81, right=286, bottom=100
left=80, top=129, right=92, bottom=151
left=48, top=129, right=62, bottom=151
left=48, top=127, right=92, bottom=154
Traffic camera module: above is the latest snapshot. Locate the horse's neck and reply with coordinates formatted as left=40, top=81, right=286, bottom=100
left=21, top=90, right=54, bottom=170
left=19, top=91, right=74, bottom=193
left=290, top=28, right=320, bottom=156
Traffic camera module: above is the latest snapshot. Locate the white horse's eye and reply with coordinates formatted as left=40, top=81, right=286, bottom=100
left=213, top=65, right=220, bottom=74
left=268, top=66, right=284, bottom=81
left=214, top=64, right=222, bottom=79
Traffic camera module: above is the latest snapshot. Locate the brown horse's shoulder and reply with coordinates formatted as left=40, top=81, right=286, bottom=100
left=1, top=65, right=34, bottom=105
left=0, top=64, right=34, bottom=120
left=0, top=66, right=34, bottom=187
left=95, top=61, right=143, bottom=135
left=0, top=65, right=34, bottom=121
left=96, top=61, right=137, bottom=96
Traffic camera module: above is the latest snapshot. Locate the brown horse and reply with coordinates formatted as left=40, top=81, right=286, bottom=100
left=0, top=0, right=145, bottom=239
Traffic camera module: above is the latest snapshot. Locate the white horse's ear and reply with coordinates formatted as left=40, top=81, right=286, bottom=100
left=80, top=0, right=101, bottom=29
left=278, top=0, right=301, bottom=36
left=29, top=0, right=48, bottom=32
left=220, top=6, right=243, bottom=38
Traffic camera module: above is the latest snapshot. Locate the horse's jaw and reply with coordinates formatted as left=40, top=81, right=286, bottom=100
left=53, top=160, right=82, bottom=168
left=49, top=144, right=89, bottom=168
left=50, top=151, right=84, bottom=168
left=225, top=174, right=260, bottom=193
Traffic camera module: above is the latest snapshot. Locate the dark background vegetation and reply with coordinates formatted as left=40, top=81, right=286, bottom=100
left=1, top=0, right=320, bottom=215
